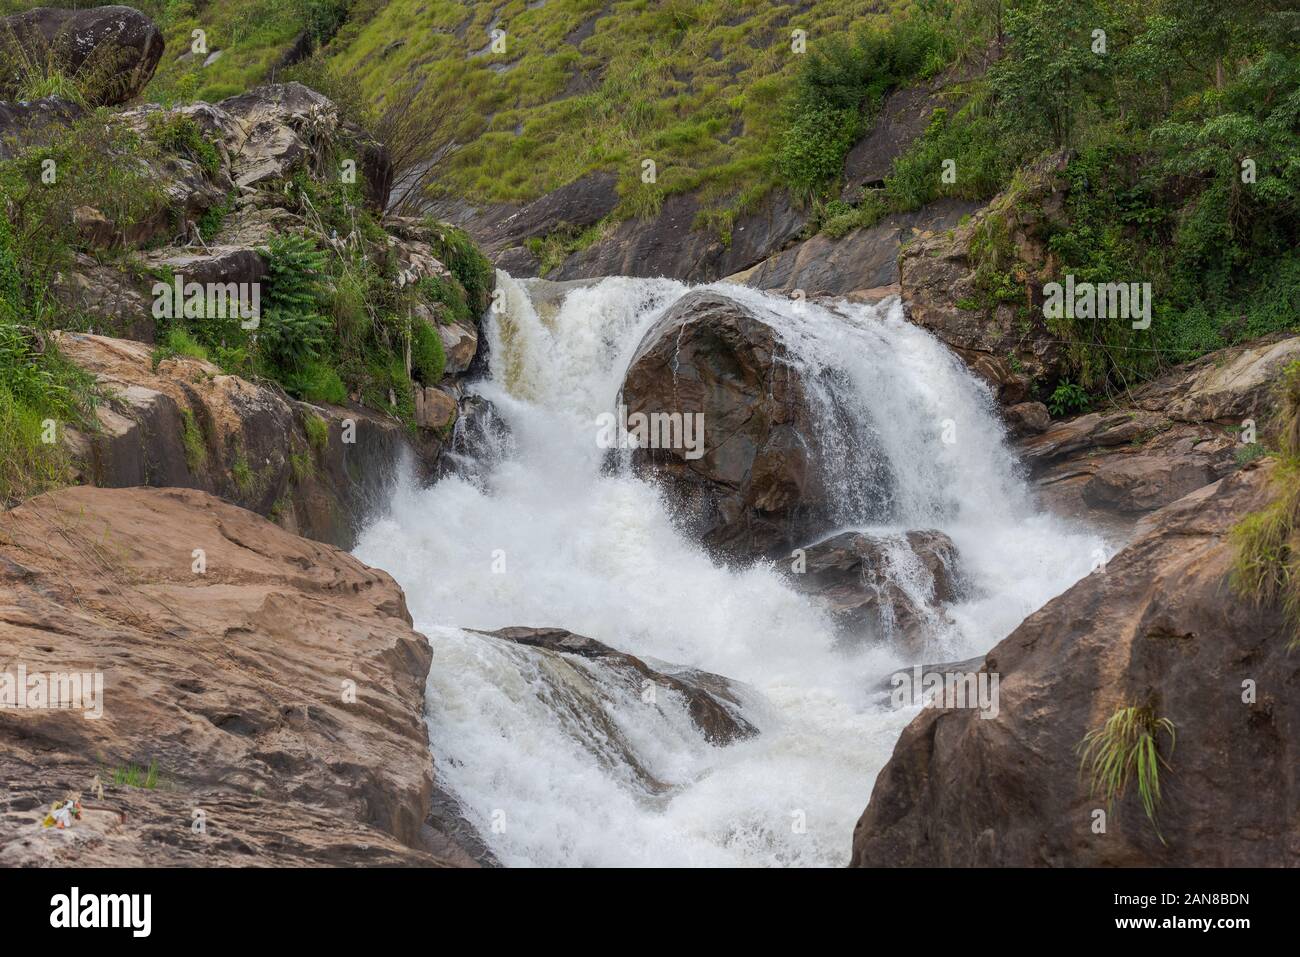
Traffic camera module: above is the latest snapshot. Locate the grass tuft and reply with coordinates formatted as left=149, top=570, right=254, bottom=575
left=1078, top=704, right=1176, bottom=843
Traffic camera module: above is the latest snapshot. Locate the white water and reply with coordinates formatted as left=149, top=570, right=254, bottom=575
left=354, top=273, right=1111, bottom=867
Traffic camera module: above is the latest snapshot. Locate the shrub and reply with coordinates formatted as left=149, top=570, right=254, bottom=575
left=411, top=318, right=445, bottom=384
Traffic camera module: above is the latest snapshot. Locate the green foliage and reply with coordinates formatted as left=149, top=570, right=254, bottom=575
left=1047, top=381, right=1091, bottom=417
left=289, top=450, right=315, bottom=483
left=180, top=408, right=207, bottom=472
left=145, top=113, right=221, bottom=176
left=152, top=327, right=209, bottom=368
left=258, top=235, right=332, bottom=372
left=109, top=760, right=162, bottom=790
left=777, top=16, right=950, bottom=199
left=411, top=317, right=445, bottom=384
left=1231, top=362, right=1300, bottom=648
left=304, top=412, right=329, bottom=455
left=1078, top=704, right=1177, bottom=842
left=281, top=359, right=348, bottom=405
left=232, top=453, right=254, bottom=493
left=425, top=222, right=494, bottom=316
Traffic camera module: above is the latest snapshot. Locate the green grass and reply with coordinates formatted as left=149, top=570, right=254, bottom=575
left=180, top=408, right=207, bottom=472
left=108, top=759, right=163, bottom=790
left=152, top=327, right=210, bottom=368
left=1078, top=704, right=1177, bottom=842
left=290, top=450, right=315, bottom=482
left=232, top=452, right=254, bottom=492
left=1231, top=361, right=1300, bottom=648
left=304, top=412, right=330, bottom=455
left=319, top=0, right=935, bottom=222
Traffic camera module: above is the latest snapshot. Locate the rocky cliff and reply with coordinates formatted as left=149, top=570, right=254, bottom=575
left=852, top=463, right=1299, bottom=866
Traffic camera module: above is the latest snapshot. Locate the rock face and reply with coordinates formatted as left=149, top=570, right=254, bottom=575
left=438, top=188, right=807, bottom=285
left=1021, top=334, right=1300, bottom=520
left=620, top=290, right=833, bottom=561
left=56, top=332, right=414, bottom=549
left=788, top=530, right=964, bottom=652
left=480, top=627, right=757, bottom=747
left=852, top=463, right=1299, bottom=866
left=737, top=199, right=981, bottom=300
left=898, top=153, right=1072, bottom=405
left=0, top=5, right=164, bottom=106
left=0, top=486, right=480, bottom=866
left=0, top=95, right=83, bottom=159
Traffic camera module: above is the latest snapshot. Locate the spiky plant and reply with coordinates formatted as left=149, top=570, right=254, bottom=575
left=1077, top=704, right=1176, bottom=843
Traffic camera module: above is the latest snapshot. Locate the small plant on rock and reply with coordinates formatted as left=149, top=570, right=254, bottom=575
left=1078, top=704, right=1176, bottom=843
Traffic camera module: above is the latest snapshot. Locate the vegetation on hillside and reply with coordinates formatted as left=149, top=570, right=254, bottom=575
left=804, top=0, right=1299, bottom=398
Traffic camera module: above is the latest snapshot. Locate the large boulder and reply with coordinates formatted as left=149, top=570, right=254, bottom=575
left=216, top=83, right=392, bottom=208
left=0, top=6, right=164, bottom=106
left=619, top=290, right=835, bottom=561
left=0, top=486, right=481, bottom=866
left=852, top=463, right=1299, bottom=866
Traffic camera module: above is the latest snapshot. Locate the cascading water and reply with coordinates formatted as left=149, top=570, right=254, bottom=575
left=354, top=273, right=1112, bottom=867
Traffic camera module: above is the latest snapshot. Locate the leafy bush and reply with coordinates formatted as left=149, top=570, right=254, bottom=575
left=411, top=318, right=445, bottom=384
left=1047, top=381, right=1090, bottom=418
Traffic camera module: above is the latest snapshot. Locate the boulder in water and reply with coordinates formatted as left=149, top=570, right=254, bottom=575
left=479, top=627, right=758, bottom=747
left=788, top=530, right=965, bottom=652
left=620, top=290, right=842, bottom=562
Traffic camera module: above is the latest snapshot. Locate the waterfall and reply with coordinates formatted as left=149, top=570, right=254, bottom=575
left=353, top=273, right=1110, bottom=867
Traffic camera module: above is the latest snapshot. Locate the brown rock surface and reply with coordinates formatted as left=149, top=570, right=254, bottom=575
left=55, top=332, right=413, bottom=548
left=1020, top=335, right=1297, bottom=521
left=0, top=486, right=478, bottom=866
left=851, top=463, right=1300, bottom=866
left=620, top=290, right=836, bottom=561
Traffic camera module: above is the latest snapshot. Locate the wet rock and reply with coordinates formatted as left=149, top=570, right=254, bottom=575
left=414, top=385, right=458, bottom=430
left=620, top=289, right=835, bottom=561
left=479, top=627, right=757, bottom=746
left=0, top=6, right=164, bottom=106
left=0, top=485, right=481, bottom=866
left=789, top=530, right=965, bottom=651
left=852, top=463, right=1299, bottom=866
left=440, top=321, right=478, bottom=376
left=1002, top=401, right=1051, bottom=437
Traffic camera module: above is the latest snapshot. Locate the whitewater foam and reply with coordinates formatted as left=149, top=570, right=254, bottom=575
left=354, top=273, right=1112, bottom=866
